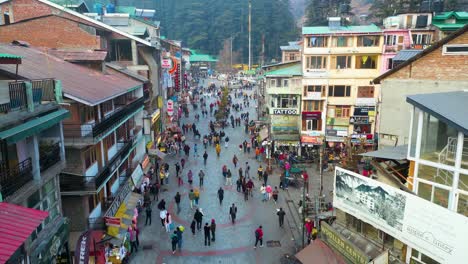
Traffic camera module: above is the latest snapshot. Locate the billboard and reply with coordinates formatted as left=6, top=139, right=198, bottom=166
left=333, top=167, right=468, bottom=264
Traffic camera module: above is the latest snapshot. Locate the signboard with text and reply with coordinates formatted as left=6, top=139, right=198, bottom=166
left=161, top=59, right=172, bottom=69
left=334, top=168, right=468, bottom=264
left=321, top=222, right=369, bottom=264
left=272, top=108, right=299, bottom=115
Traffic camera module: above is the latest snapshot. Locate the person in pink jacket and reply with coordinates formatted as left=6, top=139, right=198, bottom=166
left=265, top=185, right=272, bottom=200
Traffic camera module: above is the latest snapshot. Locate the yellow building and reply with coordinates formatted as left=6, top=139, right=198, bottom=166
left=301, top=18, right=382, bottom=149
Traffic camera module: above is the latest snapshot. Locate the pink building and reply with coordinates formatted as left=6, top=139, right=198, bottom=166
left=381, top=29, right=412, bottom=73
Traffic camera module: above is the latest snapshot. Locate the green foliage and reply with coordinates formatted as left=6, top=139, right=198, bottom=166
left=155, top=0, right=298, bottom=65
left=215, top=88, right=229, bottom=121
left=304, top=0, right=352, bottom=26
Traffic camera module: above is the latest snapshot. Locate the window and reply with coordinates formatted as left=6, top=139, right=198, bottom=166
left=101, top=100, right=113, bottom=114
left=306, top=56, right=327, bottom=69
left=283, top=79, right=289, bottom=87
left=355, top=55, right=377, bottom=69
left=387, top=58, right=393, bottom=70
left=328, top=85, right=351, bottom=97
left=83, top=146, right=98, bottom=168
left=82, top=106, right=95, bottom=123
left=332, top=36, right=352, bottom=47
left=307, top=36, right=328, bottom=47
left=303, top=100, right=323, bottom=111
left=329, top=105, right=351, bottom=118
left=270, top=79, right=276, bottom=87
left=357, top=86, right=374, bottom=98
left=307, top=119, right=321, bottom=130
left=275, top=95, right=298, bottom=108
left=304, top=85, right=325, bottom=97
left=443, top=44, right=468, bottom=55
left=104, top=133, right=116, bottom=150
left=332, top=56, right=352, bottom=69
left=412, top=34, right=432, bottom=45
left=384, top=35, right=397, bottom=46
left=289, top=53, right=296, bottom=61
left=357, top=36, right=379, bottom=47
left=3, top=12, right=10, bottom=25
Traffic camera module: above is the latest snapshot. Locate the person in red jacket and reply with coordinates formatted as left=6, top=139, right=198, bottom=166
left=302, top=170, right=309, bottom=193
left=254, top=226, right=263, bottom=248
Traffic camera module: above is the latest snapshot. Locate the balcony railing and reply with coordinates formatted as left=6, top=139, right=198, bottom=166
left=60, top=138, right=135, bottom=193
left=0, top=158, right=33, bottom=198
left=39, top=142, right=61, bottom=172
left=63, top=96, right=144, bottom=141
left=0, top=79, right=57, bottom=114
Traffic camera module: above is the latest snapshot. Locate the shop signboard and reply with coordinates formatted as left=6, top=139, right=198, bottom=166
left=167, top=99, right=174, bottom=116
left=302, top=111, right=321, bottom=119
left=326, top=129, right=337, bottom=136
left=301, top=135, right=322, bottom=145
left=105, top=217, right=121, bottom=227
left=334, top=168, right=468, bottom=264
left=161, top=59, right=172, bottom=69
left=321, top=222, right=369, bottom=264
left=273, top=108, right=299, bottom=115
left=75, top=230, right=91, bottom=264
left=354, top=107, right=375, bottom=116
left=349, top=116, right=369, bottom=124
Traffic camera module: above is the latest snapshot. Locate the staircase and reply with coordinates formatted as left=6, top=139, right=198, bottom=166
left=437, top=137, right=468, bottom=189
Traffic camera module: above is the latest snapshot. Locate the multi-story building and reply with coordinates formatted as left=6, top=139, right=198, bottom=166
left=0, top=52, right=71, bottom=263
left=0, top=43, right=147, bottom=251
left=381, top=13, right=433, bottom=72
left=374, top=24, right=468, bottom=148
left=302, top=18, right=382, bottom=151
left=432, top=11, right=468, bottom=41
left=264, top=62, right=302, bottom=153
left=280, top=41, right=301, bottom=63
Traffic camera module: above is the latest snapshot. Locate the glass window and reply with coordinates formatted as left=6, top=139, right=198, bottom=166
left=420, top=112, right=458, bottom=165
left=27, top=191, right=41, bottom=208
left=283, top=79, right=289, bottom=87
left=306, top=56, right=327, bottom=69
left=83, top=145, right=98, bottom=169
left=307, top=119, right=321, bottom=130
left=433, top=187, right=449, bottom=208
left=457, top=193, right=468, bottom=217
left=276, top=95, right=298, bottom=108
left=410, top=108, right=419, bottom=158
left=328, top=85, right=351, bottom=97
left=459, top=173, right=468, bottom=191
left=333, top=56, right=352, bottom=69
left=418, top=163, right=453, bottom=187
left=417, top=181, right=432, bottom=202
left=333, top=36, right=352, bottom=47
left=42, top=179, right=55, bottom=195
left=270, top=79, right=276, bottom=87
left=384, top=35, right=397, bottom=45
left=461, top=135, right=468, bottom=170
left=355, top=56, right=377, bottom=69
left=357, top=36, right=379, bottom=47
left=303, top=101, right=323, bottom=111
left=308, top=36, right=328, bottom=47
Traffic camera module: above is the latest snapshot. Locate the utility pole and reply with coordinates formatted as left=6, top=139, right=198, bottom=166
left=248, top=0, right=252, bottom=70
left=179, top=42, right=184, bottom=92
left=230, top=36, right=234, bottom=71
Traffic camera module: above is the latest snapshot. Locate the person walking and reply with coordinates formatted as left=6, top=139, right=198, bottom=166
left=247, top=178, right=254, bottom=197
left=159, top=209, right=167, bottom=228
left=145, top=204, right=152, bottom=226
left=194, top=143, right=198, bottom=157
left=225, top=169, right=233, bottom=185
left=210, top=219, right=216, bottom=242
left=254, top=226, right=264, bottom=249
left=189, top=189, right=195, bottom=209
left=194, top=188, right=200, bottom=206
left=203, top=151, right=208, bottom=165
left=190, top=219, right=196, bottom=235
left=187, top=170, right=193, bottom=185
left=165, top=212, right=172, bottom=233
left=157, top=199, right=166, bottom=210
left=272, top=186, right=279, bottom=204
left=238, top=167, right=243, bottom=179
left=232, top=154, right=238, bottom=168
left=260, top=184, right=267, bottom=202
left=245, top=162, right=250, bottom=178
left=216, top=143, right=221, bottom=157
left=217, top=187, right=224, bottom=205
left=171, top=231, right=179, bottom=254
left=194, top=208, right=204, bottom=231
left=176, top=226, right=183, bottom=251
left=277, top=208, right=286, bottom=227
left=198, top=170, right=205, bottom=187
left=263, top=171, right=269, bottom=186
left=129, top=226, right=138, bottom=253
left=175, top=162, right=181, bottom=177
left=266, top=185, right=272, bottom=201
left=175, top=192, right=181, bottom=213
left=204, top=223, right=211, bottom=246
left=236, top=178, right=242, bottom=192
left=181, top=158, right=186, bottom=170
left=257, top=166, right=263, bottom=181
left=229, top=203, right=237, bottom=224
left=243, top=182, right=249, bottom=201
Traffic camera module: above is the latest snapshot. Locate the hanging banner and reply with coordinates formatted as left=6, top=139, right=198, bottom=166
left=167, top=99, right=174, bottom=116
left=74, top=230, right=91, bottom=264
left=334, top=167, right=468, bottom=264
left=161, top=59, right=172, bottom=69
left=104, top=217, right=121, bottom=227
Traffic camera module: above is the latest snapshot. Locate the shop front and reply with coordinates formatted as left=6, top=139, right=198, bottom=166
left=351, top=106, right=375, bottom=135
left=271, top=114, right=300, bottom=154
left=30, top=217, right=71, bottom=264
left=143, top=108, right=162, bottom=144
left=300, top=134, right=323, bottom=160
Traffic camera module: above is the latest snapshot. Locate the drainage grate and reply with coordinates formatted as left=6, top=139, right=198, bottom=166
left=142, top=244, right=153, bottom=250
left=266, top=240, right=281, bottom=247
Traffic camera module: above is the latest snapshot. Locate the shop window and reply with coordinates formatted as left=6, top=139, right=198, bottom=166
left=357, top=86, right=374, bottom=98
left=307, top=36, right=328, bottom=47
left=83, top=145, right=98, bottom=169
left=357, top=36, right=379, bottom=47
left=332, top=36, right=352, bottom=47
left=306, top=119, right=321, bottom=131
left=328, top=85, right=351, bottom=97
left=356, top=56, right=377, bottom=69
left=306, top=56, right=327, bottom=69
left=331, top=56, right=352, bottom=69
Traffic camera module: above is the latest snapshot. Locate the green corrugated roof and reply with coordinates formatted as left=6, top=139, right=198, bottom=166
left=0, top=53, right=22, bottom=59
left=302, top=24, right=382, bottom=35
left=116, top=6, right=136, bottom=15
left=433, top=11, right=468, bottom=20
left=433, top=23, right=467, bottom=31
left=189, top=54, right=218, bottom=62
left=265, top=64, right=302, bottom=77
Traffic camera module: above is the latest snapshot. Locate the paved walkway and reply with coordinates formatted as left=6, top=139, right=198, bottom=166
left=128, top=79, right=335, bottom=264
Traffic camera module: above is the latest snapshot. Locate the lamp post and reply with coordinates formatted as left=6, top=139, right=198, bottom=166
left=248, top=0, right=252, bottom=70
left=319, top=135, right=325, bottom=197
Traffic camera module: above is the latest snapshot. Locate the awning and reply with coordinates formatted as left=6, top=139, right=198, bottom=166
left=295, top=240, right=346, bottom=264
left=148, top=148, right=167, bottom=159
left=0, top=109, right=69, bottom=144
left=360, top=145, right=408, bottom=160
left=0, top=203, right=49, bottom=263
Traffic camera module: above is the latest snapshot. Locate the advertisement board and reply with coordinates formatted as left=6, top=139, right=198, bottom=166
left=321, top=222, right=369, bottom=264
left=161, top=59, right=172, bottom=69
left=333, top=167, right=468, bottom=264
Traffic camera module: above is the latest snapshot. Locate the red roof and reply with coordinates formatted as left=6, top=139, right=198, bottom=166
left=0, top=44, right=143, bottom=106
left=48, top=49, right=108, bottom=62
left=0, top=203, right=49, bottom=263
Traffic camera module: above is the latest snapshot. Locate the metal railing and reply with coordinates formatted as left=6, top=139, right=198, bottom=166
left=0, top=80, right=57, bottom=113
left=437, top=137, right=468, bottom=190
left=32, top=79, right=56, bottom=103
left=60, top=138, right=134, bottom=192
left=39, top=142, right=61, bottom=172
left=0, top=157, right=33, bottom=198
left=6, top=82, right=28, bottom=111
left=104, top=181, right=132, bottom=217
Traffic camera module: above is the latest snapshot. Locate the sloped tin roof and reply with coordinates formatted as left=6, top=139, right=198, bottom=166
left=302, top=24, right=382, bottom=35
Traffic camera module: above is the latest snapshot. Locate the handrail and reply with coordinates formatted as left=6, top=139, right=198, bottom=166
left=0, top=157, right=33, bottom=198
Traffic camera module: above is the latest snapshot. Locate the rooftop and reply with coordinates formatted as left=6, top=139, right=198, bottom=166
left=302, top=24, right=382, bottom=35
left=433, top=11, right=468, bottom=20
left=265, top=63, right=302, bottom=77
left=47, top=49, right=107, bottom=61
left=407, top=91, right=468, bottom=135
left=392, top=49, right=423, bottom=62
left=0, top=44, right=142, bottom=106
left=189, top=52, right=218, bottom=62
left=280, top=41, right=301, bottom=51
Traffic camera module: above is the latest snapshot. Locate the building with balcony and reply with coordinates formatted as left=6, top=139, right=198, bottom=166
left=280, top=41, right=301, bottom=63
left=302, top=18, right=381, bottom=149
left=373, top=24, right=468, bottom=148
left=0, top=53, right=71, bottom=263
left=432, top=11, right=468, bottom=41
left=264, top=62, right=302, bottom=153
left=0, top=43, right=148, bottom=249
